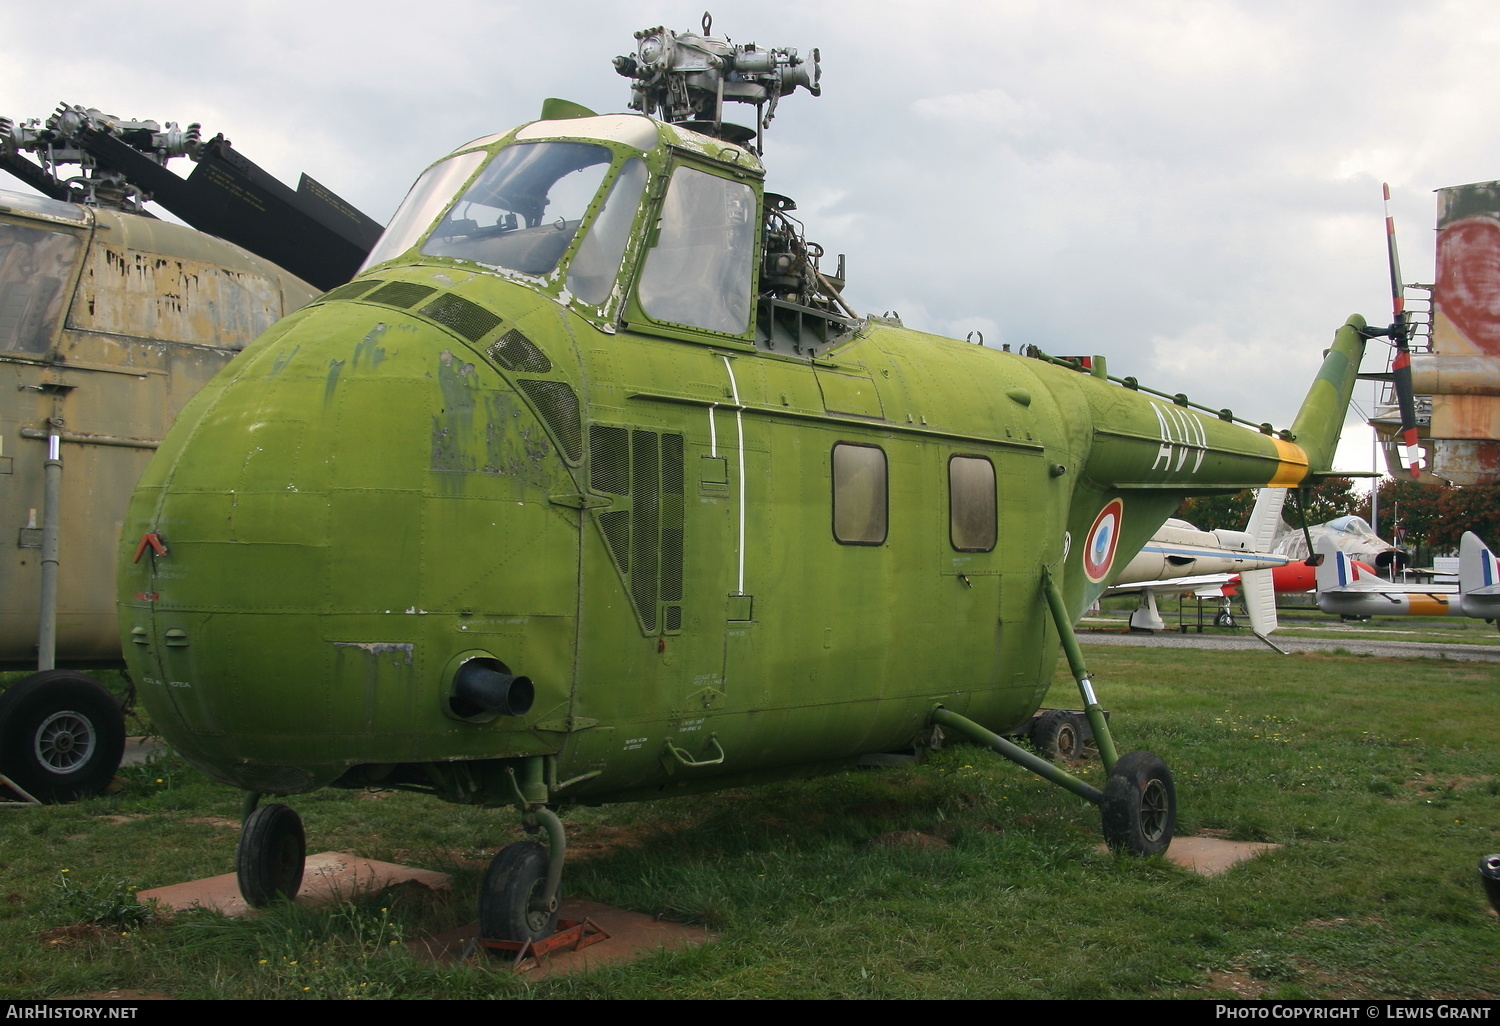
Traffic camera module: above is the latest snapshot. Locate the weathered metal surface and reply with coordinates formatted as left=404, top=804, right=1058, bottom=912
left=1419, top=181, right=1500, bottom=483
left=0, top=190, right=317, bottom=668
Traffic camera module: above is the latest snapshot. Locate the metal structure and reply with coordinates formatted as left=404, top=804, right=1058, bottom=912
left=1, top=104, right=382, bottom=290
left=613, top=13, right=819, bottom=152
left=1370, top=180, right=1500, bottom=486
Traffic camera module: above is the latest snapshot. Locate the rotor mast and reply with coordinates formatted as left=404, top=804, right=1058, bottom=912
left=613, top=12, right=821, bottom=152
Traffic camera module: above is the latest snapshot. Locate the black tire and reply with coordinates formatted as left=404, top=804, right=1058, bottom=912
left=0, top=670, right=126, bottom=803
left=237, top=803, right=306, bottom=907
left=479, top=840, right=558, bottom=943
left=1479, top=854, right=1500, bottom=915
left=1033, top=710, right=1089, bottom=763
left=1101, top=751, right=1176, bottom=856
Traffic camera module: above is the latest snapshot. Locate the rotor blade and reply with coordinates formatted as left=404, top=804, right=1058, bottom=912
left=1383, top=182, right=1422, bottom=477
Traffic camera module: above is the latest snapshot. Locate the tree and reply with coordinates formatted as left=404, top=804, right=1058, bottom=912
left=1377, top=481, right=1500, bottom=552
left=1176, top=478, right=1365, bottom=533
left=1175, top=490, right=1256, bottom=530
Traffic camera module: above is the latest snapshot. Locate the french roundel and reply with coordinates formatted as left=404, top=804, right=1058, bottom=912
left=1083, top=498, right=1124, bottom=583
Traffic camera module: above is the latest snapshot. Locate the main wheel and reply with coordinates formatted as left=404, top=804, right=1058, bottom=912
left=1032, top=710, right=1089, bottom=763
left=0, top=670, right=126, bottom=803
left=237, top=803, right=306, bottom=907
left=1101, top=751, right=1176, bottom=855
left=479, top=840, right=558, bottom=943
left=1480, top=855, right=1500, bottom=915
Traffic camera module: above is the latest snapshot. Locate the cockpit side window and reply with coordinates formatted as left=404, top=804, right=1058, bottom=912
left=360, top=149, right=487, bottom=272
left=567, top=157, right=648, bottom=306
left=422, top=142, right=613, bottom=275
left=636, top=165, right=756, bottom=335
left=0, top=223, right=81, bottom=355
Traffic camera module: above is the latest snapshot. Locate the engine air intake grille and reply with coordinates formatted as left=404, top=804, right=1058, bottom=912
left=421, top=294, right=502, bottom=341
left=516, top=379, right=582, bottom=463
left=366, top=282, right=438, bottom=308
left=486, top=329, right=552, bottom=373
left=318, top=279, right=382, bottom=303
left=588, top=425, right=686, bottom=635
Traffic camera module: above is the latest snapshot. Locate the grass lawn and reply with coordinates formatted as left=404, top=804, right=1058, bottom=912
left=1, top=646, right=1496, bottom=1000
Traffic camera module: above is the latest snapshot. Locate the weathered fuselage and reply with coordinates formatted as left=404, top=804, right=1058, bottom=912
left=118, top=112, right=1354, bottom=806
left=1, top=189, right=316, bottom=670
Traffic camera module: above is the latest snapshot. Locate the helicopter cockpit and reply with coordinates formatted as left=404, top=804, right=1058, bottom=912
left=358, top=23, right=847, bottom=352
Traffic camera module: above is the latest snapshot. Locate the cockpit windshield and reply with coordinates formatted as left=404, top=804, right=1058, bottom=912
left=422, top=142, right=613, bottom=275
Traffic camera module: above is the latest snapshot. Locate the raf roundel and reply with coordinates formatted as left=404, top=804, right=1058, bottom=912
left=1083, top=498, right=1125, bottom=583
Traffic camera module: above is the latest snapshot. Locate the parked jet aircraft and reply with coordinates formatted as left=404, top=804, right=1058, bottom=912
left=1106, top=487, right=1289, bottom=633
left=1314, top=537, right=1460, bottom=618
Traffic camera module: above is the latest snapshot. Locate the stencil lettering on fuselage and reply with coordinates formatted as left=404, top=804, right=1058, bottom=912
left=1150, top=401, right=1207, bottom=475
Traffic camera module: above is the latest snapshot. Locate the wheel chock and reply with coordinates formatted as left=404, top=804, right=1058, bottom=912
left=475, top=916, right=611, bottom=970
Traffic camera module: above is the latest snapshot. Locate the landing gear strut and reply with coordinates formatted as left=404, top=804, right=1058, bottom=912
left=479, top=759, right=567, bottom=944
left=930, top=567, right=1178, bottom=855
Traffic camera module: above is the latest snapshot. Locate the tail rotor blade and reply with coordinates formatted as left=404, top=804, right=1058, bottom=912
left=1383, top=182, right=1422, bottom=478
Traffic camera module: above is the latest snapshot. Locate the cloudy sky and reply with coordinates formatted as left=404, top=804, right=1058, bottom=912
left=8, top=0, right=1499, bottom=477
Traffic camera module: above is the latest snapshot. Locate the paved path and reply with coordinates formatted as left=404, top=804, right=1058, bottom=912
left=1078, top=628, right=1500, bottom=663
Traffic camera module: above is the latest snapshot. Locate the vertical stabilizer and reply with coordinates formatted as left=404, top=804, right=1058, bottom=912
left=1460, top=531, right=1500, bottom=618
left=1315, top=537, right=1357, bottom=593
left=1289, top=316, right=1369, bottom=474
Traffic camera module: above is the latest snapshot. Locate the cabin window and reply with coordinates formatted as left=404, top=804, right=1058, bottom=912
left=832, top=443, right=887, bottom=545
left=568, top=157, right=648, bottom=306
left=360, top=149, right=487, bottom=271
left=949, top=455, right=997, bottom=552
left=422, top=142, right=613, bottom=275
left=636, top=165, right=755, bottom=334
left=0, top=222, right=80, bottom=355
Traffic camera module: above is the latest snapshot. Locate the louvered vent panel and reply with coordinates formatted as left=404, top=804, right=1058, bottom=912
left=589, top=427, right=686, bottom=634
left=420, top=294, right=502, bottom=341
left=486, top=329, right=552, bottom=373
left=598, top=510, right=630, bottom=576
left=660, top=433, right=684, bottom=604
left=630, top=430, right=660, bottom=633
left=516, top=379, right=582, bottom=463
left=366, top=281, right=438, bottom=308
left=589, top=425, right=630, bottom=495
left=317, top=279, right=382, bottom=304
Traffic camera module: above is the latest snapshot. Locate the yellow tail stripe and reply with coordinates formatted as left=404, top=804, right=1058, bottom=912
left=1267, top=438, right=1309, bottom=487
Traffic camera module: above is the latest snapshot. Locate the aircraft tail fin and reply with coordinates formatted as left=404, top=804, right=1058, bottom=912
left=1460, top=531, right=1500, bottom=596
left=1287, top=316, right=1369, bottom=475
left=1314, top=536, right=1359, bottom=593
left=1239, top=487, right=1286, bottom=637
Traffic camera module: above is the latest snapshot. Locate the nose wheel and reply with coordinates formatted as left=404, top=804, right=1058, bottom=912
left=237, top=802, right=306, bottom=907
left=480, top=839, right=560, bottom=943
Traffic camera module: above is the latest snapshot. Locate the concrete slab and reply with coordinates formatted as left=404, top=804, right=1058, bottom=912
left=411, top=898, right=714, bottom=979
left=137, top=853, right=712, bottom=980
left=1166, top=836, right=1278, bottom=876
left=137, top=852, right=451, bottom=915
